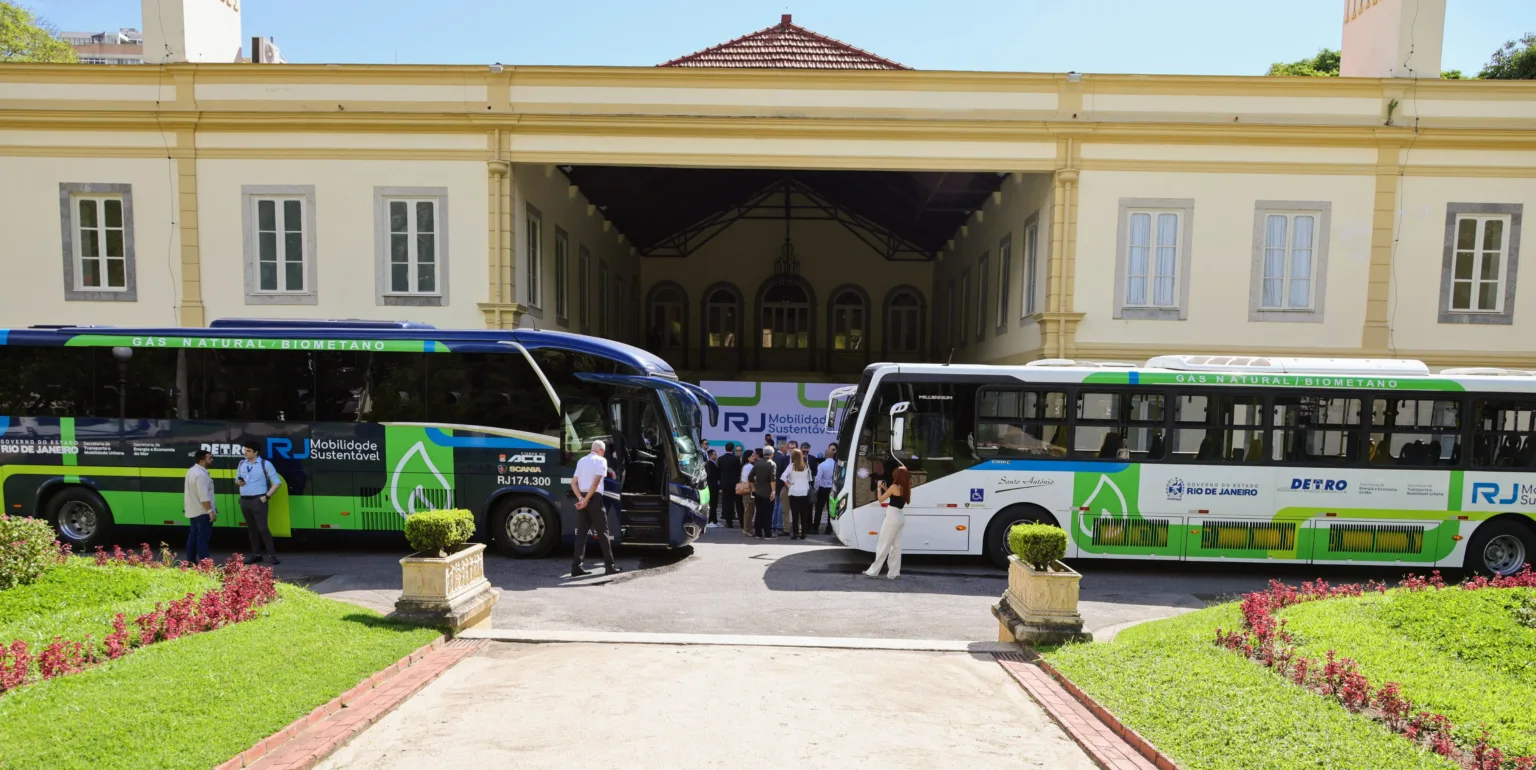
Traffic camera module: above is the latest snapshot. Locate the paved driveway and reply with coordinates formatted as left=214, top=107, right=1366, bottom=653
left=316, top=642, right=1099, bottom=770
left=250, top=528, right=1418, bottom=641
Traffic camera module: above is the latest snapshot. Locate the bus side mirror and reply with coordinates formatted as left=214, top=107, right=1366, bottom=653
left=889, top=401, right=911, bottom=454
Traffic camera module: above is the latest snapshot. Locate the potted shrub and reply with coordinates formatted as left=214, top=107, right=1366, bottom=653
left=388, top=509, right=498, bottom=632
left=993, top=523, right=1089, bottom=645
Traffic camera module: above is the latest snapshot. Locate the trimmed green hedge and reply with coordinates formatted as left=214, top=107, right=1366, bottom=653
left=403, top=509, right=475, bottom=555
left=1008, top=523, right=1066, bottom=569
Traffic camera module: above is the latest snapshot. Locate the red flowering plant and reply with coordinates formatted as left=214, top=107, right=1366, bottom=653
left=0, top=548, right=277, bottom=696
left=1212, top=566, right=1536, bottom=768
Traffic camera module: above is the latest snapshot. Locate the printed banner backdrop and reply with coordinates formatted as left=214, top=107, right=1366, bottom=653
left=701, top=380, right=853, bottom=454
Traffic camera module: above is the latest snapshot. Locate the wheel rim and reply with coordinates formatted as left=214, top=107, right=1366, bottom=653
left=504, top=507, right=545, bottom=547
left=58, top=501, right=99, bottom=541
left=1483, top=534, right=1527, bottom=576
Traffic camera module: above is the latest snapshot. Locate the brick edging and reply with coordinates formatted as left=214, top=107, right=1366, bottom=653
left=214, top=635, right=482, bottom=770
left=1037, top=658, right=1180, bottom=770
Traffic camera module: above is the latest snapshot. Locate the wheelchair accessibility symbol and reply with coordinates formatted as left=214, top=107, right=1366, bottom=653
left=969, top=488, right=985, bottom=503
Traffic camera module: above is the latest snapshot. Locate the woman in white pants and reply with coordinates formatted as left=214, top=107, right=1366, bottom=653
left=864, top=466, right=910, bottom=579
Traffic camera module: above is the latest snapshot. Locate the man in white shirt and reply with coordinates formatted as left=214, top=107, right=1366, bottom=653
left=569, top=440, right=621, bottom=577
left=813, top=442, right=838, bottom=535
left=183, top=450, right=217, bottom=564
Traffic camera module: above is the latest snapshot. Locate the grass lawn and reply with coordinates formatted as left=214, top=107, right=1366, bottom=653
left=1281, top=586, right=1536, bottom=757
left=0, top=580, right=443, bottom=770
left=1042, top=604, right=1456, bottom=770
left=0, top=561, right=217, bottom=649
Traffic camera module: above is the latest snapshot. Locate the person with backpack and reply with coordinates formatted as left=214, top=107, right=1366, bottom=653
left=237, top=440, right=284, bottom=565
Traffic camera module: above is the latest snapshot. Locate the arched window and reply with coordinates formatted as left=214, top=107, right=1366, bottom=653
left=830, top=289, right=867, bottom=351
left=886, top=287, right=924, bottom=355
left=705, top=286, right=740, bottom=348
left=761, top=283, right=810, bottom=349
left=647, top=283, right=686, bottom=353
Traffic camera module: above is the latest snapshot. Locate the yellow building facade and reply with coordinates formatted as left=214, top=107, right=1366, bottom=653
left=1, top=3, right=1533, bottom=376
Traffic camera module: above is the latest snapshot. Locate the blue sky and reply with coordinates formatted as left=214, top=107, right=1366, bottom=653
left=28, top=0, right=1535, bottom=75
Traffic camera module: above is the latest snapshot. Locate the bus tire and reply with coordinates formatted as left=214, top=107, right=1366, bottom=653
left=984, top=504, right=1057, bottom=570
left=46, top=486, right=116, bottom=551
left=1465, top=517, right=1534, bottom=577
left=490, top=496, right=560, bottom=559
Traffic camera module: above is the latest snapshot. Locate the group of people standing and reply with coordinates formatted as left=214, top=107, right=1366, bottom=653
left=705, top=436, right=839, bottom=540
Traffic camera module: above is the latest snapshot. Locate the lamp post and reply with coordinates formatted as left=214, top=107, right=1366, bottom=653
left=112, top=346, right=132, bottom=443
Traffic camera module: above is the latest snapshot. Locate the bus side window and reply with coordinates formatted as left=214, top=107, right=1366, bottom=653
left=1369, top=398, right=1462, bottom=466
left=1272, top=395, right=1361, bottom=464
left=0, top=346, right=93, bottom=417
left=314, top=352, right=425, bottom=423
left=426, top=353, right=557, bottom=435
left=1171, top=393, right=1262, bottom=463
left=191, top=350, right=315, bottom=423
left=975, top=388, right=1068, bottom=459
left=1471, top=399, right=1536, bottom=468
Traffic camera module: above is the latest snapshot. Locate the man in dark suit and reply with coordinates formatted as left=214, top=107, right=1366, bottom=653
left=705, top=448, right=721, bottom=525
left=715, top=442, right=742, bottom=528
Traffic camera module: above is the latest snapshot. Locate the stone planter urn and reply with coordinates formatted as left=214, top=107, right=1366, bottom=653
left=388, top=542, right=498, bottom=632
left=993, top=555, right=1090, bottom=645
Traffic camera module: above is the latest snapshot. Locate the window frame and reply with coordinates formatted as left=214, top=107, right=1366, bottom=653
left=524, top=204, right=542, bottom=311
left=828, top=286, right=868, bottom=353
left=553, top=227, right=569, bottom=324
left=959, top=268, right=972, bottom=349
left=883, top=286, right=924, bottom=357
left=1113, top=198, right=1195, bottom=321
left=944, top=279, right=956, bottom=355
left=1022, top=215, right=1040, bottom=321
left=996, top=235, right=1012, bottom=335
left=1249, top=201, right=1331, bottom=323
left=578, top=244, right=592, bottom=333
left=59, top=183, right=137, bottom=302
left=373, top=187, right=449, bottom=307
left=976, top=252, right=990, bottom=343
left=1439, top=204, right=1522, bottom=325
left=703, top=284, right=742, bottom=349
left=597, top=260, right=609, bottom=337
left=242, top=185, right=317, bottom=305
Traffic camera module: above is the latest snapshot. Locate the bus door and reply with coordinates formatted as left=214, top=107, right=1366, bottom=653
left=855, top=380, right=975, bottom=552
left=605, top=392, right=668, bottom=543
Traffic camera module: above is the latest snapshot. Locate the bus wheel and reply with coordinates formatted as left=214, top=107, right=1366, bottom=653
left=984, top=505, right=1056, bottom=570
left=47, top=487, right=115, bottom=551
left=491, top=497, right=560, bottom=558
left=1465, top=518, right=1534, bottom=577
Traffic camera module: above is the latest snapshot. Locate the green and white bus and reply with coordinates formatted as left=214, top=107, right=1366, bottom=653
left=0, top=319, right=717, bottom=557
left=826, top=355, right=1536, bottom=575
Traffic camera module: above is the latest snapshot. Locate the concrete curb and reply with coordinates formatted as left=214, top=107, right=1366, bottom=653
left=213, top=636, right=484, bottom=770
left=1038, top=658, right=1181, bottom=770
left=994, top=651, right=1180, bottom=770
left=458, top=627, right=1018, bottom=653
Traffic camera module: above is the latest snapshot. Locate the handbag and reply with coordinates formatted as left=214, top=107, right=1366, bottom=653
left=734, top=480, right=751, bottom=495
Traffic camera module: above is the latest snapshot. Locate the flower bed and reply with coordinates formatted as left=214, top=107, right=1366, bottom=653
left=0, top=545, right=276, bottom=695
left=1214, top=568, right=1536, bottom=769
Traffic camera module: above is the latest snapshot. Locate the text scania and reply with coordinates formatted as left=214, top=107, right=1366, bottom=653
left=1291, top=478, right=1348, bottom=492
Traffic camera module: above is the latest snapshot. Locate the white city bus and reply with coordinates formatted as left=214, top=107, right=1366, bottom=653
left=824, top=355, right=1536, bottom=575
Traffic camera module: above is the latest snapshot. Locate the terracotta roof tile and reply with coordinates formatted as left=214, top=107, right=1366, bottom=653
left=660, top=15, right=909, bottom=70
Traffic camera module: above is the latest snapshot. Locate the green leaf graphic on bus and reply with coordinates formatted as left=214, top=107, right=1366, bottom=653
left=1071, top=466, right=1141, bottom=541
left=385, top=426, right=455, bottom=517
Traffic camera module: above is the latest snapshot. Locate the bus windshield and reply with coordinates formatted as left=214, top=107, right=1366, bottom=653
left=659, top=390, right=705, bottom=480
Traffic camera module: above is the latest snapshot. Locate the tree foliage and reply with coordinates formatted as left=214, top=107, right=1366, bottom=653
left=1267, top=48, right=1340, bottom=77
left=0, top=2, right=77, bottom=63
left=1479, top=33, right=1536, bottom=80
